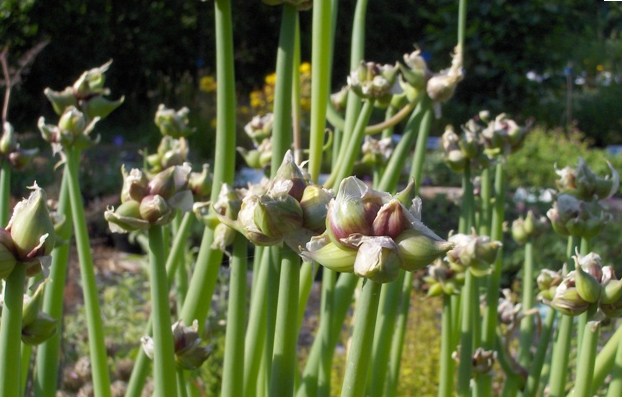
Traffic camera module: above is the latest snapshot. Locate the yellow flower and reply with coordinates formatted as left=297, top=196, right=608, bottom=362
left=210, top=118, right=218, bottom=129
left=264, top=73, right=277, bottom=86
left=299, top=62, right=311, bottom=75
left=597, top=64, right=604, bottom=72
left=200, top=76, right=217, bottom=92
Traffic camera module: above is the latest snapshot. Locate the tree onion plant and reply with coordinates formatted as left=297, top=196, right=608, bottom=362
left=0, top=1, right=621, bottom=397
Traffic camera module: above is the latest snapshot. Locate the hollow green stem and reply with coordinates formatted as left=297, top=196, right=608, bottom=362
left=35, top=171, right=72, bottom=396
left=593, top=323, right=622, bottom=391
left=147, top=226, right=177, bottom=397
left=437, top=293, right=455, bottom=397
left=66, top=146, right=111, bottom=397
left=309, top=0, right=332, bottom=181
left=318, top=268, right=335, bottom=397
left=518, top=239, right=535, bottom=367
left=296, top=273, right=359, bottom=397
left=0, top=160, right=10, bottom=226
left=221, top=234, right=248, bottom=397
left=548, top=314, right=573, bottom=397
left=478, top=162, right=505, bottom=395
left=176, top=369, right=188, bottom=397
left=0, top=265, right=26, bottom=397
left=605, top=322, right=622, bottom=397
left=574, top=321, right=600, bottom=397
left=576, top=237, right=592, bottom=355
left=340, top=280, right=382, bottom=397
left=325, top=99, right=375, bottom=188
left=377, top=97, right=430, bottom=191
left=269, top=247, right=300, bottom=397
left=457, top=270, right=476, bottom=397
left=523, top=306, right=556, bottom=397
left=458, top=164, right=474, bottom=234
left=244, top=248, right=270, bottom=397
left=478, top=167, right=491, bottom=236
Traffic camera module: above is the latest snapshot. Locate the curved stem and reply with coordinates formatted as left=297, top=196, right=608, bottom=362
left=66, top=146, right=111, bottom=397
left=147, top=226, right=177, bottom=397
left=340, top=280, right=382, bottom=397
left=0, top=265, right=26, bottom=397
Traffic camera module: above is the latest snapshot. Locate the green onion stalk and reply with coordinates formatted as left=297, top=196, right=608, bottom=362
left=605, top=324, right=622, bottom=397
left=146, top=225, right=178, bottom=396
left=522, top=305, right=556, bottom=397
left=476, top=161, right=505, bottom=396
left=179, top=0, right=236, bottom=331
left=369, top=98, right=432, bottom=397
left=517, top=237, right=535, bottom=368
left=0, top=265, right=26, bottom=397
left=34, top=173, right=72, bottom=396
left=221, top=234, right=248, bottom=397
left=573, top=320, right=600, bottom=397
left=546, top=235, right=580, bottom=397
left=576, top=237, right=592, bottom=355
left=65, top=146, right=112, bottom=397
left=243, top=248, right=270, bottom=397
left=456, top=164, right=476, bottom=397
left=593, top=324, right=622, bottom=392
left=269, top=246, right=301, bottom=396
left=340, top=280, right=383, bottom=397
left=125, top=210, right=195, bottom=397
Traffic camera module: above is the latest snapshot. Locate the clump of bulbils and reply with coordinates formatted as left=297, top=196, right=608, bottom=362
left=423, top=257, right=465, bottom=298
left=39, top=62, right=123, bottom=156
left=452, top=346, right=497, bottom=375
left=193, top=183, right=243, bottom=254
left=445, top=231, right=502, bottom=278
left=215, top=151, right=331, bottom=247
left=426, top=45, right=464, bottom=104
left=104, top=164, right=193, bottom=233
left=547, top=158, right=618, bottom=239
left=20, top=281, right=57, bottom=345
left=360, top=136, right=394, bottom=168
left=0, top=183, right=56, bottom=279
left=511, top=210, right=548, bottom=245
left=302, top=176, right=453, bottom=283
left=441, top=112, right=529, bottom=173
left=348, top=62, right=400, bottom=106
left=142, top=320, right=211, bottom=371
left=544, top=251, right=622, bottom=318
left=154, top=104, right=194, bottom=139
left=238, top=114, right=274, bottom=169
left=0, top=122, right=38, bottom=170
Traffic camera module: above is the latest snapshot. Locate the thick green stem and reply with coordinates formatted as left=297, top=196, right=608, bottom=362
left=458, top=165, right=474, bottom=234
left=576, top=237, right=592, bottom=356
left=593, top=324, right=622, bottom=391
left=318, top=268, right=335, bottom=397
left=456, top=270, right=476, bottom=397
left=518, top=239, right=535, bottom=367
left=0, top=265, right=26, bottom=397
left=296, top=273, right=358, bottom=397
left=221, top=234, right=247, bottom=397
left=325, top=100, right=375, bottom=188
left=574, top=321, right=600, bottom=397
left=368, top=271, right=404, bottom=396
left=125, top=211, right=194, bottom=396
left=478, top=162, right=505, bottom=395
left=606, top=322, right=622, bottom=397
left=244, top=248, right=270, bottom=397
left=438, top=293, right=455, bottom=397
left=147, top=226, right=177, bottom=397
left=0, top=160, right=10, bottom=226
left=176, top=369, right=188, bottom=397
left=548, top=314, right=573, bottom=397
left=385, top=272, right=414, bottom=397
left=35, top=171, right=72, bottom=397
left=523, top=306, right=556, bottom=397
left=309, top=0, right=332, bottom=181
left=340, top=280, right=382, bottom=397
left=66, top=147, right=111, bottom=397
left=478, top=167, right=491, bottom=236
left=269, top=247, right=300, bottom=397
